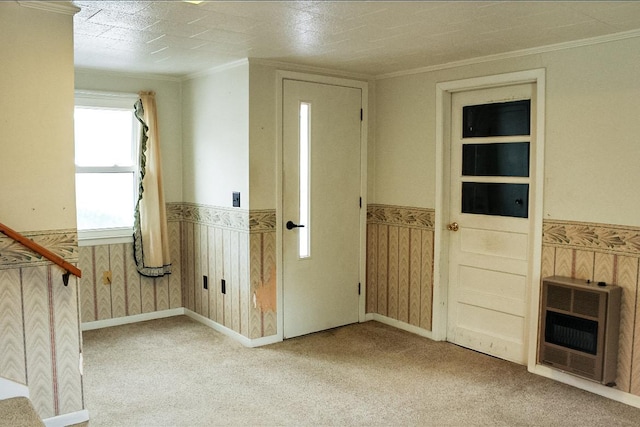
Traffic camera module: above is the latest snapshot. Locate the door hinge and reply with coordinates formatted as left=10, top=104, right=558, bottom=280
left=358, top=283, right=361, bottom=295
left=359, top=197, right=362, bottom=208
left=360, top=109, right=363, bottom=121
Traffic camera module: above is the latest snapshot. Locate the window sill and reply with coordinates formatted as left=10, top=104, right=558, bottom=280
left=78, top=228, right=133, bottom=247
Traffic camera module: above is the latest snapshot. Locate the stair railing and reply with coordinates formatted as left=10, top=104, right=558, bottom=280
left=0, top=222, right=82, bottom=285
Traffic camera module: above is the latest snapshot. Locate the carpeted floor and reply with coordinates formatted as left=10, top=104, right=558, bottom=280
left=82, top=316, right=640, bottom=426
left=0, top=397, right=44, bottom=427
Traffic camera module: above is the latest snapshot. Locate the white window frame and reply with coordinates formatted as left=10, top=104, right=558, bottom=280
left=74, top=90, right=140, bottom=246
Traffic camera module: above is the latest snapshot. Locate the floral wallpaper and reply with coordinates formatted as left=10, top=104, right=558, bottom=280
left=0, top=229, right=78, bottom=268
left=543, top=220, right=640, bottom=256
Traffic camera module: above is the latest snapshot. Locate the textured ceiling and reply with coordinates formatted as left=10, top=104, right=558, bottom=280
left=72, top=1, right=640, bottom=78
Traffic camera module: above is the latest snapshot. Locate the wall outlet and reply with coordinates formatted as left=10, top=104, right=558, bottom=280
left=221, top=279, right=226, bottom=294
left=232, top=192, right=240, bottom=207
left=203, top=275, right=208, bottom=290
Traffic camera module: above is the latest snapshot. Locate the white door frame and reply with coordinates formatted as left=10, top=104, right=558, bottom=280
left=434, top=69, right=545, bottom=370
left=275, top=70, right=369, bottom=342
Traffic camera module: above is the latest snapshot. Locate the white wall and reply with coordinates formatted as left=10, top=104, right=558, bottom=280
left=542, top=40, right=640, bottom=225
left=0, top=3, right=87, bottom=422
left=247, top=60, right=375, bottom=210
left=74, top=70, right=183, bottom=203
left=182, top=62, right=249, bottom=208
left=248, top=62, right=277, bottom=210
left=374, top=37, right=640, bottom=227
left=0, top=3, right=77, bottom=232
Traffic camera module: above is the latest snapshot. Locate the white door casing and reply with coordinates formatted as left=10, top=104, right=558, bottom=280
left=281, top=77, right=364, bottom=339
left=434, top=71, right=545, bottom=369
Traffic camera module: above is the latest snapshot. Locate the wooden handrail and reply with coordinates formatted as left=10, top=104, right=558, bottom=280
left=0, top=222, right=82, bottom=284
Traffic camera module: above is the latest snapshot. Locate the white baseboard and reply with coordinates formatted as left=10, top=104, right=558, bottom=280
left=81, top=308, right=185, bottom=331
left=43, top=409, right=89, bottom=427
left=81, top=307, right=280, bottom=347
left=184, top=309, right=281, bottom=348
left=366, top=313, right=437, bottom=341
left=531, top=364, right=640, bottom=410
left=0, top=377, right=29, bottom=400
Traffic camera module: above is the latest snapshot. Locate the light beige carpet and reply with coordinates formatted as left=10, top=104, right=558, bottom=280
left=82, top=316, right=640, bottom=426
left=0, top=397, right=44, bottom=427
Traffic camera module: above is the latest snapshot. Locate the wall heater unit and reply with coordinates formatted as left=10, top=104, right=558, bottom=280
left=538, top=276, right=621, bottom=385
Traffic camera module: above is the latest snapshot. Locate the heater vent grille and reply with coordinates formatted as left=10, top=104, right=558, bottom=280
left=543, top=345, right=568, bottom=366
left=571, top=353, right=597, bottom=376
left=547, top=284, right=571, bottom=311
left=574, top=290, right=600, bottom=317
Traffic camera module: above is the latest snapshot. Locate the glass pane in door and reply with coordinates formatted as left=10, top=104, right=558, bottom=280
left=463, top=100, right=530, bottom=137
left=462, top=182, right=529, bottom=218
left=462, top=142, right=529, bottom=177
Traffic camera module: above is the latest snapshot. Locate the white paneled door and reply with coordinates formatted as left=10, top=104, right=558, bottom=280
left=282, top=79, right=362, bottom=339
left=447, top=84, right=535, bottom=364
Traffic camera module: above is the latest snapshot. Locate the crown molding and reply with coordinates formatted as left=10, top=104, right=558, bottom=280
left=249, top=58, right=373, bottom=82
left=74, top=89, right=138, bottom=100
left=74, top=67, right=182, bottom=83
left=181, top=58, right=250, bottom=82
left=376, top=28, right=640, bottom=80
left=17, top=1, right=79, bottom=16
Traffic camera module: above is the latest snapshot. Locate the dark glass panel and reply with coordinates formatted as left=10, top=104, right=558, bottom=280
left=462, top=142, right=529, bottom=177
left=545, top=311, right=598, bottom=355
left=463, top=100, right=530, bottom=137
left=462, top=182, right=529, bottom=218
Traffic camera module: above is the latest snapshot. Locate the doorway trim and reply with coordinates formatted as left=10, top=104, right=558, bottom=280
left=434, top=69, right=545, bottom=370
left=275, top=70, right=369, bottom=342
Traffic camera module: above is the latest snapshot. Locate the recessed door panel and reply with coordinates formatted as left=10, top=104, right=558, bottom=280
left=460, top=227, right=528, bottom=260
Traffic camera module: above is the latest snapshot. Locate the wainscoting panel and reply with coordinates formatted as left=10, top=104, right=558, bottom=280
left=180, top=204, right=276, bottom=340
left=366, top=225, right=378, bottom=314
left=168, top=222, right=182, bottom=309
left=0, top=268, right=25, bottom=384
left=249, top=233, right=263, bottom=339
left=181, top=221, right=194, bottom=313
left=367, top=205, right=435, bottom=332
left=409, top=229, right=422, bottom=327
left=420, top=229, right=434, bottom=330
left=78, top=220, right=182, bottom=323
left=78, top=246, right=95, bottom=323
left=210, top=226, right=222, bottom=323
left=261, top=231, right=277, bottom=337
left=22, top=266, right=54, bottom=417
left=124, top=243, right=142, bottom=316
left=93, top=245, right=111, bottom=321
left=0, top=228, right=83, bottom=419
left=375, top=224, right=388, bottom=316
left=542, top=220, right=640, bottom=396
left=109, top=244, right=127, bottom=319
left=52, top=271, right=83, bottom=415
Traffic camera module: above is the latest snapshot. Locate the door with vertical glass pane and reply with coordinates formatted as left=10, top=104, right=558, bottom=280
left=282, top=79, right=362, bottom=339
left=448, top=84, right=534, bottom=364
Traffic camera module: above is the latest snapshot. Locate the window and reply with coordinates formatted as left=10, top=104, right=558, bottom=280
left=299, top=102, right=311, bottom=259
left=74, top=91, right=139, bottom=244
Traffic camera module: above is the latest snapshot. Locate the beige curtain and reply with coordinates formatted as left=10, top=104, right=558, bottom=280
left=133, top=91, right=171, bottom=276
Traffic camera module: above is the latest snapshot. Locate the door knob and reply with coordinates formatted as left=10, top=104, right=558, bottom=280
left=447, top=222, right=459, bottom=232
left=286, top=220, right=305, bottom=230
